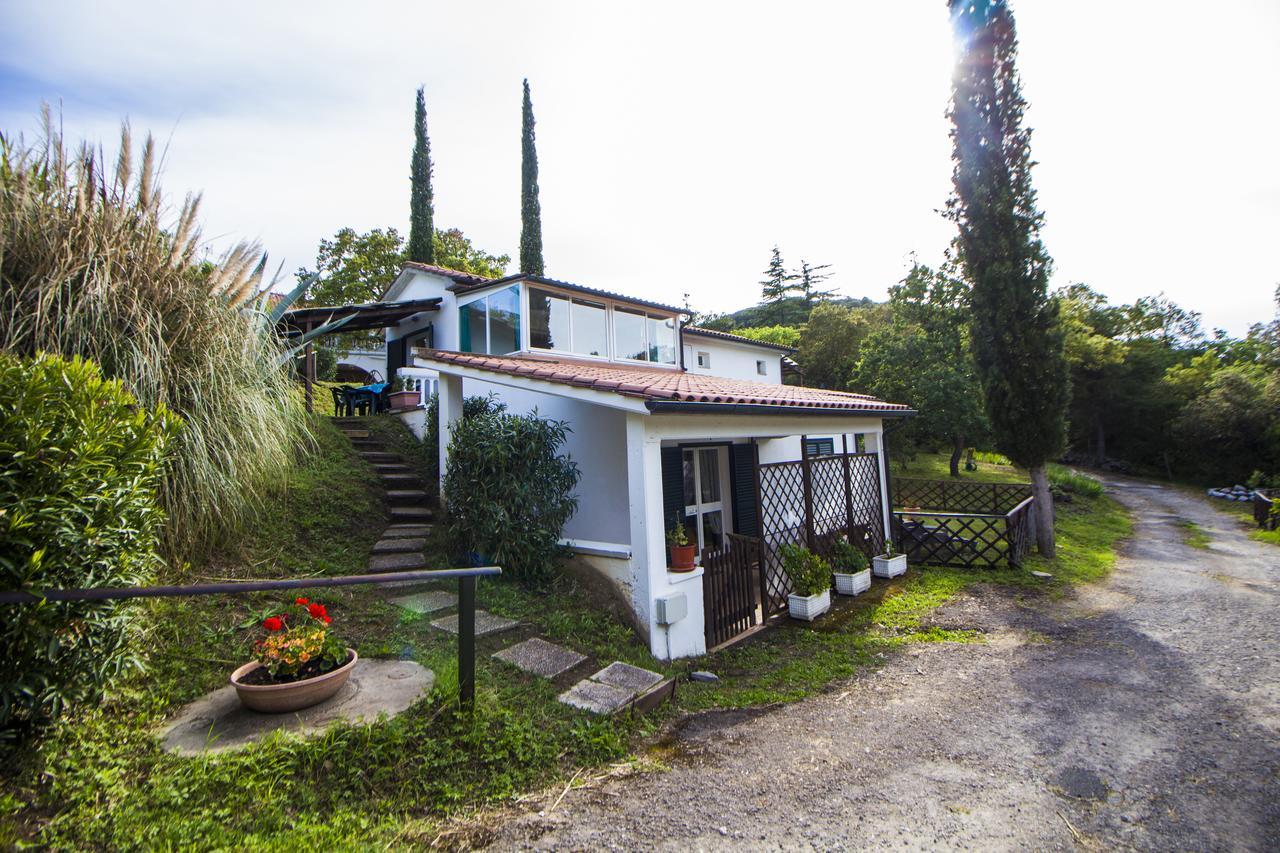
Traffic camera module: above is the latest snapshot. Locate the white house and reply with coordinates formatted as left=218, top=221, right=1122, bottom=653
left=379, top=262, right=913, bottom=659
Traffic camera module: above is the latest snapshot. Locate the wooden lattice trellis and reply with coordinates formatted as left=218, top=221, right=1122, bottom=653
left=893, top=478, right=1031, bottom=515
left=756, top=452, right=885, bottom=615
left=890, top=480, right=1038, bottom=569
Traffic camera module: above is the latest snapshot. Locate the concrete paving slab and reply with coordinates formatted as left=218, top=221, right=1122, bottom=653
left=558, top=679, right=636, bottom=715
left=430, top=610, right=517, bottom=636
left=390, top=590, right=457, bottom=614
left=383, top=524, right=431, bottom=538
left=591, top=661, right=663, bottom=693
left=493, top=638, right=587, bottom=678
left=372, top=537, right=426, bottom=554
left=369, top=552, right=427, bottom=572
left=158, top=660, right=433, bottom=756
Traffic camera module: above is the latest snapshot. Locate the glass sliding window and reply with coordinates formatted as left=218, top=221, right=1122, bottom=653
left=614, top=307, right=648, bottom=361
left=529, top=287, right=570, bottom=351
left=459, top=298, right=487, bottom=354
left=488, top=285, right=521, bottom=355
left=571, top=300, right=608, bottom=357
left=647, top=315, right=677, bottom=364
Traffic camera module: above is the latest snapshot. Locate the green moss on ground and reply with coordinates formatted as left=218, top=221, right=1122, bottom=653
left=1, top=448, right=1131, bottom=848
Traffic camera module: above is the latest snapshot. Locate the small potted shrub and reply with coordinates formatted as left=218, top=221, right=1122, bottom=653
left=780, top=543, right=832, bottom=621
left=873, top=538, right=907, bottom=579
left=667, top=521, right=697, bottom=571
left=831, top=537, right=871, bottom=596
left=388, top=376, right=421, bottom=411
left=231, top=597, right=358, bottom=713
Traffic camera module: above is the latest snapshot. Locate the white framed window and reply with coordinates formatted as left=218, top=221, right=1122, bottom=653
left=526, top=284, right=677, bottom=365
left=682, top=446, right=731, bottom=553
left=458, top=285, right=521, bottom=356
left=696, top=351, right=711, bottom=369
left=756, top=359, right=768, bottom=375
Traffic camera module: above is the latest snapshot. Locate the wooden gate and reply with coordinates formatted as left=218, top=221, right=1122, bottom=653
left=701, top=533, right=761, bottom=648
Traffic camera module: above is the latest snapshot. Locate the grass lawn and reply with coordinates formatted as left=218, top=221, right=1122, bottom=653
left=0, top=437, right=1131, bottom=848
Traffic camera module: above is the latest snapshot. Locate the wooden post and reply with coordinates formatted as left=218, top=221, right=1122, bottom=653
left=751, top=440, right=770, bottom=615
left=842, top=444, right=856, bottom=544
left=303, top=319, right=315, bottom=414
left=801, top=446, right=816, bottom=551
left=459, top=575, right=476, bottom=708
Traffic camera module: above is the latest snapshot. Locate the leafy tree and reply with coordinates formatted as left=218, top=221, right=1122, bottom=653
left=520, top=79, right=544, bottom=276
left=730, top=325, right=802, bottom=348
left=855, top=262, right=987, bottom=476
left=434, top=228, right=509, bottom=279
left=946, top=0, right=1070, bottom=554
left=760, top=246, right=799, bottom=302
left=424, top=392, right=506, bottom=500
left=795, top=302, right=870, bottom=390
left=298, top=227, right=406, bottom=349
left=796, top=260, right=837, bottom=306
left=408, top=86, right=435, bottom=264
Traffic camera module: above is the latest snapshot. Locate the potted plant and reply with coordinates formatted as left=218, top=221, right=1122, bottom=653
left=388, top=375, right=421, bottom=411
left=831, top=537, right=871, bottom=596
left=780, top=543, right=832, bottom=621
left=872, top=538, right=907, bottom=579
left=231, top=597, right=358, bottom=713
left=667, top=521, right=697, bottom=571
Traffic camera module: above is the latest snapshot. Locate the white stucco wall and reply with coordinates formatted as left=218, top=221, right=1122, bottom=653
left=682, top=334, right=785, bottom=383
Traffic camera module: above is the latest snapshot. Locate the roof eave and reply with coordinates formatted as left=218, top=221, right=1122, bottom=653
left=644, top=401, right=917, bottom=418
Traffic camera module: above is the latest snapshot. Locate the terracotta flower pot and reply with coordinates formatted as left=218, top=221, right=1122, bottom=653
left=388, top=390, right=420, bottom=411
left=668, top=543, right=697, bottom=571
left=231, top=649, right=358, bottom=713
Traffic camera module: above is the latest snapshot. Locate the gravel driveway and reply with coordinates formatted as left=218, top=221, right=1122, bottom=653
left=489, top=478, right=1279, bottom=851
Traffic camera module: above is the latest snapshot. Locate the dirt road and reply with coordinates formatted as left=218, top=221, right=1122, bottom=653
left=490, top=479, right=1279, bottom=851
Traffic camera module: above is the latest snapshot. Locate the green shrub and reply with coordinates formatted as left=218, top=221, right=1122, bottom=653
left=442, top=410, right=579, bottom=584
left=778, top=544, right=832, bottom=596
left=0, top=117, right=310, bottom=561
left=423, top=392, right=506, bottom=497
left=1047, top=464, right=1104, bottom=497
left=0, top=353, right=178, bottom=735
left=830, top=537, right=869, bottom=573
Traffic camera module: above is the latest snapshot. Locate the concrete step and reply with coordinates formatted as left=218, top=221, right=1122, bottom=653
left=386, top=489, right=429, bottom=505
left=383, top=524, right=432, bottom=538
left=341, top=429, right=371, bottom=438
left=380, top=473, right=423, bottom=486
left=558, top=662, right=671, bottom=715
left=390, top=506, right=434, bottom=522
left=369, top=551, right=428, bottom=572
left=372, top=537, right=427, bottom=554
left=373, top=463, right=411, bottom=474
left=359, top=451, right=400, bottom=463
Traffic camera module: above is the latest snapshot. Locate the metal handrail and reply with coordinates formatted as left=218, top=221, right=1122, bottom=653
left=0, top=566, right=502, bottom=706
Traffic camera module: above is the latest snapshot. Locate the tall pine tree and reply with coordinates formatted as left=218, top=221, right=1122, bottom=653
left=797, top=260, right=836, bottom=306
left=519, top=79, right=544, bottom=276
left=759, top=246, right=797, bottom=302
left=946, top=0, right=1069, bottom=555
left=408, top=87, right=435, bottom=265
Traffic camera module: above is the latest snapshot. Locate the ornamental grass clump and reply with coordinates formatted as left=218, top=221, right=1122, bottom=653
left=778, top=543, right=832, bottom=597
left=0, top=352, right=179, bottom=736
left=0, top=113, right=310, bottom=562
left=251, top=597, right=346, bottom=682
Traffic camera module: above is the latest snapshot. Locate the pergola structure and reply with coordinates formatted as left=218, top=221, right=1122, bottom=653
left=279, top=297, right=441, bottom=412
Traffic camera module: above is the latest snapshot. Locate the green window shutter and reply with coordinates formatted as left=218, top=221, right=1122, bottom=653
left=729, top=444, right=759, bottom=537
left=660, top=447, right=686, bottom=534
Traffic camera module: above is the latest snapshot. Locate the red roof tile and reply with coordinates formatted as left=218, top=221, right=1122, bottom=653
left=401, top=262, right=495, bottom=288
left=413, top=350, right=913, bottom=415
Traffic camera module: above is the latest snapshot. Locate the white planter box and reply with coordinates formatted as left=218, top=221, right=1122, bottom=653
left=872, top=553, right=907, bottom=578
left=787, top=589, right=831, bottom=621
left=834, top=568, right=872, bottom=596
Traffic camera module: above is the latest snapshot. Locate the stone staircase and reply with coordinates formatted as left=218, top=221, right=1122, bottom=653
left=334, top=420, right=435, bottom=572
left=336, top=417, right=671, bottom=716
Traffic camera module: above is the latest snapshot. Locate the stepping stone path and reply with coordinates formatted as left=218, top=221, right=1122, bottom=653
left=494, top=638, right=587, bottom=678
left=389, top=590, right=457, bottom=614
left=431, top=610, right=518, bottom=636
left=559, top=661, right=666, bottom=715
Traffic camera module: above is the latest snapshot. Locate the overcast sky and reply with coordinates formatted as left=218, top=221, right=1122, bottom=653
left=2, top=1, right=1276, bottom=336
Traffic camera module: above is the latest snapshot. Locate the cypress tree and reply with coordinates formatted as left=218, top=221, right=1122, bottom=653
left=408, top=86, right=435, bottom=264
left=946, top=0, right=1069, bottom=555
left=519, top=79, right=544, bottom=276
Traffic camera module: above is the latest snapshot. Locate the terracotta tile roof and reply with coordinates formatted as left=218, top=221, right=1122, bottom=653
left=414, top=350, right=913, bottom=415
left=683, top=326, right=797, bottom=352
left=401, top=262, right=495, bottom=288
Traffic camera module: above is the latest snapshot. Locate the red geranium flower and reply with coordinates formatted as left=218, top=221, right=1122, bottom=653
left=308, top=603, right=328, bottom=621
left=295, top=597, right=309, bottom=605
left=263, top=616, right=284, bottom=632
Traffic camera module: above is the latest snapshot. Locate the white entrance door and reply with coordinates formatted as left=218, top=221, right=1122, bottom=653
left=682, top=446, right=731, bottom=554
